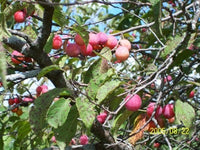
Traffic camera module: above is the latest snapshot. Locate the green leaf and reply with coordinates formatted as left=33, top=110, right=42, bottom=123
left=96, top=80, right=121, bottom=104
left=0, top=12, right=10, bottom=38
left=56, top=55, right=68, bottom=68
left=29, top=88, right=71, bottom=136
left=72, top=25, right=89, bottom=46
left=37, top=65, right=61, bottom=80
left=4, top=2, right=28, bottom=20
left=169, top=49, right=194, bottom=70
left=186, top=81, right=200, bottom=86
left=84, top=59, right=102, bottom=83
left=99, top=47, right=112, bottom=61
left=44, top=33, right=54, bottom=53
left=193, top=36, right=200, bottom=48
left=0, top=46, right=7, bottom=90
left=17, top=121, right=31, bottom=140
left=112, top=110, right=133, bottom=135
left=161, top=35, right=183, bottom=58
left=76, top=97, right=96, bottom=129
left=144, top=63, right=157, bottom=75
left=10, top=120, right=31, bottom=140
left=150, top=0, right=163, bottom=38
left=105, top=88, right=125, bottom=111
left=175, top=100, right=195, bottom=130
left=86, top=69, right=114, bottom=98
left=53, top=6, right=68, bottom=27
left=47, top=98, right=71, bottom=128
left=55, top=105, right=78, bottom=150
left=22, top=25, right=37, bottom=40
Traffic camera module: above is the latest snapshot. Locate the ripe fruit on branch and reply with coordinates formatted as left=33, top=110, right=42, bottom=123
left=89, top=33, right=99, bottom=47
left=65, top=43, right=81, bottom=57
left=115, top=46, right=129, bottom=61
left=14, top=11, right=26, bottom=23
left=124, top=94, right=142, bottom=111
left=154, top=142, right=160, bottom=148
left=79, top=134, right=88, bottom=145
left=14, top=98, right=20, bottom=104
left=147, top=118, right=164, bottom=132
left=141, top=28, right=147, bottom=32
left=189, top=91, right=195, bottom=98
left=23, top=97, right=34, bottom=102
left=97, top=112, right=107, bottom=124
left=119, top=39, right=131, bottom=51
left=105, top=35, right=118, bottom=49
left=36, top=85, right=48, bottom=97
left=164, top=75, right=172, bottom=83
left=162, top=104, right=175, bottom=119
left=24, top=57, right=32, bottom=62
left=75, top=34, right=85, bottom=46
left=11, top=50, right=25, bottom=64
left=69, top=138, right=76, bottom=145
left=51, top=136, right=56, bottom=143
left=52, top=35, right=62, bottom=50
left=97, top=32, right=108, bottom=45
left=8, top=99, right=15, bottom=105
left=16, top=109, right=23, bottom=116
left=167, top=116, right=175, bottom=124
left=80, top=44, right=93, bottom=56
left=146, top=102, right=162, bottom=119
left=11, top=107, right=19, bottom=113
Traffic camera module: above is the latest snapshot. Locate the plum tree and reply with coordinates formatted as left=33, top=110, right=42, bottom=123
left=0, top=1, right=199, bottom=150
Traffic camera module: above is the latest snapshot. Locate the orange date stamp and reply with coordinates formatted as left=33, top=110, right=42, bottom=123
left=149, top=127, right=189, bottom=135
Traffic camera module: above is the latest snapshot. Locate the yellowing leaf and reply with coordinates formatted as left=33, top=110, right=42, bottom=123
left=129, top=114, right=149, bottom=145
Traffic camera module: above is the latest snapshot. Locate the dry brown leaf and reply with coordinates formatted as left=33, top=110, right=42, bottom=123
left=128, top=114, right=149, bottom=145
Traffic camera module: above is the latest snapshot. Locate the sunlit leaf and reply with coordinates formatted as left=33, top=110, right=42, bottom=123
left=76, top=97, right=96, bottom=129
left=37, top=65, right=61, bottom=80
left=29, top=88, right=71, bottom=136
left=55, top=105, right=78, bottom=150
left=47, top=98, right=70, bottom=128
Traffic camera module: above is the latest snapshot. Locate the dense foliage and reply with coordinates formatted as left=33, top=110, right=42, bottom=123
left=0, top=0, right=200, bottom=150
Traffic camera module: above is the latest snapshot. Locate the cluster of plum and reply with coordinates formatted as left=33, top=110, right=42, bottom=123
left=52, top=32, right=132, bottom=62
left=51, top=134, right=88, bottom=145
left=146, top=103, right=175, bottom=131
left=8, top=98, right=23, bottom=116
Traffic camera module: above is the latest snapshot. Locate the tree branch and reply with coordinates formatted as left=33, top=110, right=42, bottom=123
left=5, top=69, right=40, bottom=82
